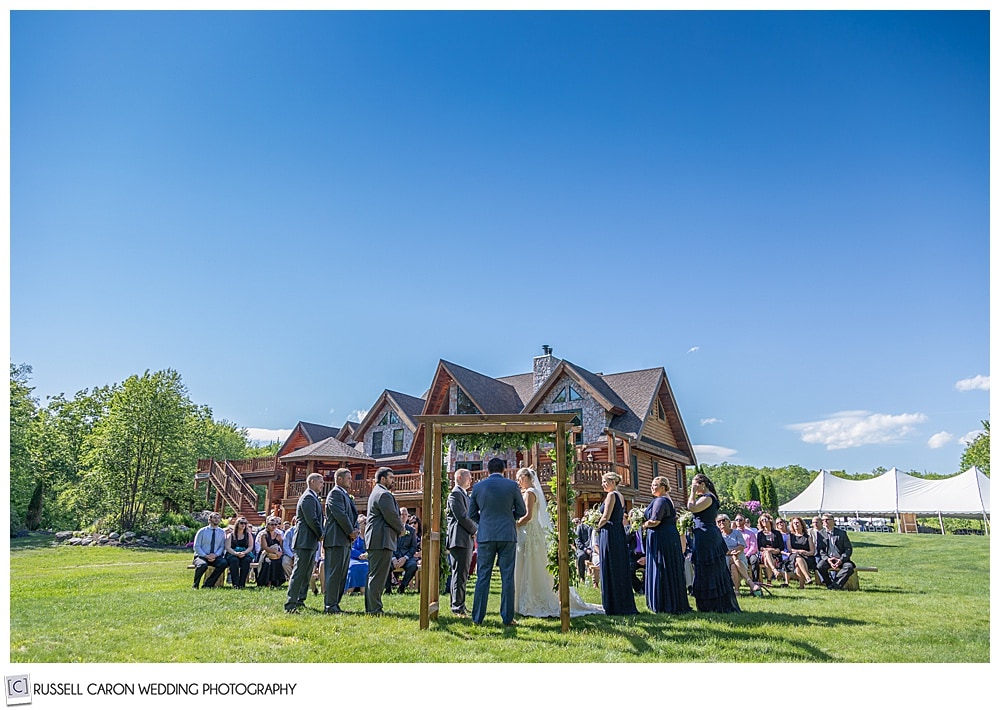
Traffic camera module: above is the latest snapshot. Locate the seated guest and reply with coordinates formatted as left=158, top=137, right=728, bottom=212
left=574, top=518, right=593, bottom=584
left=346, top=514, right=369, bottom=595
left=281, top=517, right=297, bottom=578
left=773, top=518, right=794, bottom=587
left=733, top=515, right=761, bottom=583
left=256, top=516, right=287, bottom=588
left=225, top=517, right=254, bottom=589
left=716, top=514, right=762, bottom=596
left=810, top=515, right=824, bottom=571
left=816, top=514, right=856, bottom=590
left=192, top=512, right=228, bottom=589
left=387, top=507, right=419, bottom=594
left=787, top=516, right=817, bottom=589
left=624, top=520, right=646, bottom=593
left=756, top=514, right=786, bottom=584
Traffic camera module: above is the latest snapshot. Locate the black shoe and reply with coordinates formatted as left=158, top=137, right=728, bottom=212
left=192, top=583, right=200, bottom=589
left=324, top=606, right=342, bottom=614
left=398, top=584, right=407, bottom=594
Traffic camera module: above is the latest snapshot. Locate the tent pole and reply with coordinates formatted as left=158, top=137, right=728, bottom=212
left=937, top=511, right=944, bottom=536
left=983, top=512, right=990, bottom=536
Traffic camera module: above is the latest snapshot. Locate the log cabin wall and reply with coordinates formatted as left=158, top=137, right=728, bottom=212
left=642, top=397, right=680, bottom=449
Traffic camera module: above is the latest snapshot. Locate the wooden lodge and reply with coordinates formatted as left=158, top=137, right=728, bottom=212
left=194, top=347, right=698, bottom=523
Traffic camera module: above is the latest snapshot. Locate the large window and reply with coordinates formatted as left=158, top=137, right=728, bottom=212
left=392, top=428, right=405, bottom=453
left=379, top=410, right=401, bottom=426
left=630, top=454, right=638, bottom=488
left=456, top=388, right=479, bottom=415
left=371, top=431, right=383, bottom=455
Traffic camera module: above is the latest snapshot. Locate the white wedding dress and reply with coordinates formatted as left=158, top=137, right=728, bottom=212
left=514, top=473, right=604, bottom=618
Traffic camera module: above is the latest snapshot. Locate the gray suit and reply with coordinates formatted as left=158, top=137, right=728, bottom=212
left=285, top=487, right=323, bottom=612
left=364, top=482, right=403, bottom=613
left=323, top=485, right=358, bottom=612
left=446, top=484, right=478, bottom=614
left=469, top=473, right=526, bottom=624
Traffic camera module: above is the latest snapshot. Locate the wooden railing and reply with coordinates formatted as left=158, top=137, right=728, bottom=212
left=228, top=456, right=280, bottom=474
left=537, top=460, right=633, bottom=487
left=208, top=460, right=259, bottom=513
left=225, top=460, right=259, bottom=510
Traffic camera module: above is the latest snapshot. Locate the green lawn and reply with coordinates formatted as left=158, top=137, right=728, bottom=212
left=9, top=532, right=989, bottom=663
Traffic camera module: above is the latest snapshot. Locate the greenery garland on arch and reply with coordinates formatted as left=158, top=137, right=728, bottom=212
left=445, top=431, right=552, bottom=457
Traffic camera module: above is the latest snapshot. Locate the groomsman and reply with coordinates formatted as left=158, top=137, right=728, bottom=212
left=365, top=467, right=403, bottom=615
left=323, top=468, right=359, bottom=614
left=285, top=473, right=324, bottom=613
left=446, top=468, right=478, bottom=616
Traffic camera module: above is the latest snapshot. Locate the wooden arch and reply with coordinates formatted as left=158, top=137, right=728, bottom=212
left=415, top=413, right=579, bottom=632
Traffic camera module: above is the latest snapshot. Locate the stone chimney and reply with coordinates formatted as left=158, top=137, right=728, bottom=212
left=533, top=345, right=560, bottom=394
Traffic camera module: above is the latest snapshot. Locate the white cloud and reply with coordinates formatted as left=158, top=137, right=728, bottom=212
left=960, top=429, right=986, bottom=445
left=927, top=431, right=954, bottom=449
left=246, top=427, right=292, bottom=445
left=349, top=409, right=369, bottom=423
left=700, top=418, right=723, bottom=426
left=693, top=444, right=737, bottom=464
left=687, top=346, right=700, bottom=354
left=955, top=375, right=990, bottom=391
left=787, top=410, right=928, bottom=451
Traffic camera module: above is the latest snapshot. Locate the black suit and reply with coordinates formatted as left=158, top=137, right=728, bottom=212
left=625, top=528, right=645, bottom=593
left=575, top=523, right=593, bottom=582
left=816, top=526, right=856, bottom=589
left=387, top=524, right=419, bottom=592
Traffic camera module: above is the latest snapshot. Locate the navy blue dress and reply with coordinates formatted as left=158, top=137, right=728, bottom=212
left=690, top=493, right=741, bottom=613
left=644, top=496, right=691, bottom=614
left=598, top=491, right=639, bottom=616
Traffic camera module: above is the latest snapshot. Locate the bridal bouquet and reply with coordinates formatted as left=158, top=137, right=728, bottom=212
left=626, top=507, right=647, bottom=533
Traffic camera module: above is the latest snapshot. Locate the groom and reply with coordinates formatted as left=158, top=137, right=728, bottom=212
left=468, top=457, right=526, bottom=626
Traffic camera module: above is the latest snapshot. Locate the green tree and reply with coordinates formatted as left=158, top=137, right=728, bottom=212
left=760, top=474, right=777, bottom=513
left=191, top=407, right=251, bottom=461
left=960, top=420, right=989, bottom=476
left=747, top=478, right=761, bottom=503
left=79, top=369, right=196, bottom=531
left=10, top=364, right=38, bottom=532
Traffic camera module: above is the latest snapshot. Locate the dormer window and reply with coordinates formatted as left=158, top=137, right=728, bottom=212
left=656, top=400, right=665, bottom=420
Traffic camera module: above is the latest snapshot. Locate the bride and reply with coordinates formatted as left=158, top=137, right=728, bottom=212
left=514, top=468, right=604, bottom=618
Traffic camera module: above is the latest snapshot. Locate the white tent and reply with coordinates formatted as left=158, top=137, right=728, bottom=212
left=779, top=467, right=990, bottom=524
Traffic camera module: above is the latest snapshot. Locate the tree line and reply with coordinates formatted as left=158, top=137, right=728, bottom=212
left=9, top=364, right=278, bottom=534
left=10, top=363, right=989, bottom=534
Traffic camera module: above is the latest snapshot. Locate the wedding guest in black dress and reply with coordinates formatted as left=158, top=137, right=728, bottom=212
left=686, top=473, right=741, bottom=613
left=225, top=517, right=254, bottom=589
left=642, top=476, right=691, bottom=614
left=594, top=472, right=638, bottom=616
left=787, top=516, right=816, bottom=589
left=255, top=517, right=287, bottom=588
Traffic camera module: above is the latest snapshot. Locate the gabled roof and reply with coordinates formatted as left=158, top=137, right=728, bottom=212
left=300, top=421, right=340, bottom=443
left=521, top=359, right=628, bottom=415
left=601, top=367, right=695, bottom=463
left=278, top=421, right=342, bottom=457
left=600, top=368, right=664, bottom=435
left=496, top=372, right=534, bottom=407
left=335, top=421, right=360, bottom=443
left=279, top=436, right=375, bottom=463
left=354, top=389, right=427, bottom=441
left=441, top=360, right=524, bottom=414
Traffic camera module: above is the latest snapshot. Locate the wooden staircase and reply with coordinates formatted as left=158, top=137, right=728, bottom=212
left=208, top=460, right=264, bottom=526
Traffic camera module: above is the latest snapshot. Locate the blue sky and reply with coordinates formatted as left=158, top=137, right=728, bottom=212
left=9, top=11, right=990, bottom=476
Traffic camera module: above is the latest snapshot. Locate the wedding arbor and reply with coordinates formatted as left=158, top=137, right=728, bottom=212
left=415, top=413, right=578, bottom=632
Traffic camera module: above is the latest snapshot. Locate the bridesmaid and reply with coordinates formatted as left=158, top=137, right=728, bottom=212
left=642, top=476, right=691, bottom=614
left=594, top=472, right=639, bottom=616
left=687, top=473, right=741, bottom=613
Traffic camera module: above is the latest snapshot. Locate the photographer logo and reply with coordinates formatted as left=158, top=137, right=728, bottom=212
left=4, top=676, right=31, bottom=706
